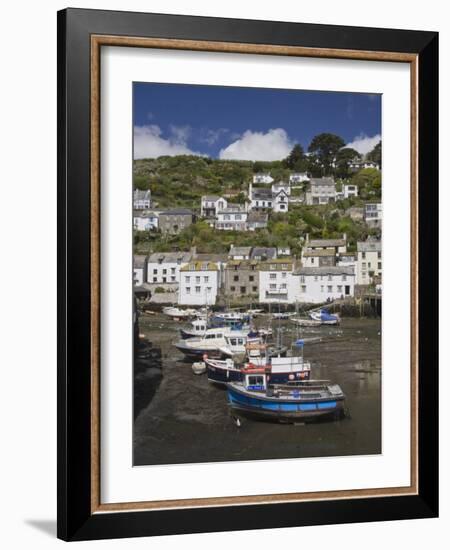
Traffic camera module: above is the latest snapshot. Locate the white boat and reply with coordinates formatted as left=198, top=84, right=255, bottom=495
left=290, top=317, right=322, bottom=327
left=309, top=308, right=340, bottom=325
left=162, top=306, right=196, bottom=319
left=272, top=312, right=296, bottom=320
left=174, top=328, right=251, bottom=359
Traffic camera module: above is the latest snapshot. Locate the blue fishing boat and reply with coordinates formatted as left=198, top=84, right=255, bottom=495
left=227, top=372, right=345, bottom=423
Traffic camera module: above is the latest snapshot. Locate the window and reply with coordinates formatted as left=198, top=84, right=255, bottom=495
left=204, top=276, right=209, bottom=283
left=281, top=272, right=287, bottom=278
left=314, top=275, right=318, bottom=281
left=153, top=269, right=157, bottom=274
left=362, top=252, right=366, bottom=259
left=342, top=274, right=347, bottom=281
left=328, top=275, right=332, bottom=281
left=240, top=286, right=246, bottom=294
left=281, top=283, right=287, bottom=289
left=337, top=285, right=343, bottom=293
left=269, top=284, right=276, bottom=290
left=233, top=275, right=239, bottom=281
left=162, top=269, right=167, bottom=275
left=153, top=277, right=157, bottom=283
left=252, top=286, right=257, bottom=292
left=207, top=287, right=212, bottom=293
left=171, top=267, right=176, bottom=274
left=195, top=286, right=201, bottom=293
left=249, top=275, right=254, bottom=282
left=171, top=276, right=176, bottom=282
left=311, top=258, right=315, bottom=264
left=269, top=273, right=276, bottom=279
left=301, top=285, right=307, bottom=293
left=162, top=277, right=167, bottom=283
left=196, top=276, right=200, bottom=283
left=185, top=276, right=190, bottom=282
left=377, top=251, right=381, bottom=259
left=321, top=285, right=324, bottom=292
left=300, top=276, right=305, bottom=283
left=327, top=285, right=332, bottom=293
left=378, top=262, right=382, bottom=270
left=186, top=287, right=191, bottom=294
left=230, top=286, right=235, bottom=292
left=248, top=375, right=264, bottom=386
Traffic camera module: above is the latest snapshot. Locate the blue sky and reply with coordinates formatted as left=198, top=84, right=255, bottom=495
left=133, top=82, right=381, bottom=161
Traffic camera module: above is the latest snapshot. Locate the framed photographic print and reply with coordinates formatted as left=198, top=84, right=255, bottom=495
left=57, top=8, right=439, bottom=541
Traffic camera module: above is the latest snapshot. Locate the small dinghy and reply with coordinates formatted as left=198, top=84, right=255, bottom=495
left=192, top=361, right=207, bottom=375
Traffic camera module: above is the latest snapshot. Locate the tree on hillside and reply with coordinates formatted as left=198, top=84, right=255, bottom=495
left=308, top=133, right=345, bottom=176
left=351, top=167, right=381, bottom=199
left=367, top=140, right=382, bottom=168
left=283, top=144, right=307, bottom=171
left=335, top=147, right=361, bottom=178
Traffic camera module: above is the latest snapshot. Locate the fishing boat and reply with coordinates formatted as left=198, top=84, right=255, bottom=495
left=309, top=308, right=340, bottom=325
left=174, top=328, right=250, bottom=360
left=205, top=339, right=309, bottom=385
left=227, top=374, right=345, bottom=423
left=214, top=311, right=249, bottom=323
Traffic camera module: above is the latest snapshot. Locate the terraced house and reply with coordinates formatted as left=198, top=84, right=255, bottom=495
left=258, top=258, right=298, bottom=304
left=224, top=259, right=260, bottom=300
left=178, top=261, right=220, bottom=306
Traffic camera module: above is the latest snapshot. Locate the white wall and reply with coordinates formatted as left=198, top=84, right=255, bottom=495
left=1, top=2, right=447, bottom=550
left=178, top=270, right=219, bottom=305
left=294, top=273, right=355, bottom=303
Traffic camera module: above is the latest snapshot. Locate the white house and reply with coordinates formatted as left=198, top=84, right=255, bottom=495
left=133, top=255, right=147, bottom=286
left=357, top=239, right=382, bottom=285
left=253, top=173, right=274, bottom=184
left=178, top=261, right=220, bottom=305
left=305, top=177, right=337, bottom=205
left=248, top=184, right=273, bottom=210
left=215, top=204, right=248, bottom=230
left=272, top=182, right=291, bottom=196
left=133, top=210, right=159, bottom=231
left=258, top=259, right=297, bottom=304
left=293, top=266, right=355, bottom=303
left=200, top=195, right=228, bottom=217
left=133, top=189, right=151, bottom=209
left=349, top=159, right=379, bottom=172
left=289, top=172, right=309, bottom=184
left=146, top=251, right=192, bottom=287
left=343, top=184, right=358, bottom=198
left=277, top=246, right=291, bottom=257
left=273, top=189, right=289, bottom=213
left=364, top=203, right=382, bottom=228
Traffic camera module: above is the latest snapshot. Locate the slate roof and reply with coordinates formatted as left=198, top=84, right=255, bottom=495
left=294, top=266, right=355, bottom=276
left=250, top=247, right=277, bottom=260
left=251, top=187, right=273, bottom=200
left=229, top=246, right=252, bottom=257
left=307, top=239, right=346, bottom=248
left=134, top=189, right=151, bottom=199
left=159, top=208, right=193, bottom=216
left=147, top=251, right=193, bottom=263
left=133, top=255, right=147, bottom=268
left=357, top=241, right=382, bottom=252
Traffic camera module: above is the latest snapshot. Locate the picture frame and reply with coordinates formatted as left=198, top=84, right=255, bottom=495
left=57, top=7, right=439, bottom=541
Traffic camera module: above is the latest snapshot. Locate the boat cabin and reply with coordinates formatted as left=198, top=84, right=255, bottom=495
left=244, top=372, right=267, bottom=391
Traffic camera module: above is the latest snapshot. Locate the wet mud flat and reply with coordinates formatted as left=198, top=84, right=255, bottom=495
left=133, top=313, right=381, bottom=466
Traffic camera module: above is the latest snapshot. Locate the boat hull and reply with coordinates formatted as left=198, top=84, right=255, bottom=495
left=227, top=385, right=345, bottom=423
left=174, top=343, right=228, bottom=360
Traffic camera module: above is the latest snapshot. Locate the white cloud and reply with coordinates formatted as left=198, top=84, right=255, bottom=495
left=219, top=128, right=293, bottom=161
left=346, top=133, right=381, bottom=155
left=133, top=124, right=201, bottom=159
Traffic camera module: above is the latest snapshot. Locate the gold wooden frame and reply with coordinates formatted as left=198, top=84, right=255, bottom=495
left=90, top=35, right=419, bottom=514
